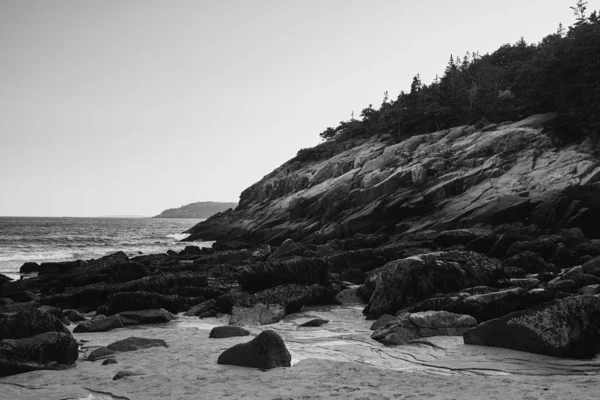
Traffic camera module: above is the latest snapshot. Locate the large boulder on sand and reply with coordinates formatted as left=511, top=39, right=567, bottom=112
left=463, top=295, right=600, bottom=358
left=0, top=332, right=78, bottom=377
left=88, top=337, right=168, bottom=361
left=371, top=311, right=477, bottom=345
left=364, top=251, right=502, bottom=318
left=217, top=330, right=291, bottom=369
left=0, top=309, right=70, bottom=339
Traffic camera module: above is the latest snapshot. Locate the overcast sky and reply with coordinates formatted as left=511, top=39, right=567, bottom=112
left=0, top=0, right=595, bottom=217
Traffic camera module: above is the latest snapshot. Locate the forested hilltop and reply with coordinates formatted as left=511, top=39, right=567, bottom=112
left=318, top=1, right=599, bottom=148
left=153, top=201, right=237, bottom=219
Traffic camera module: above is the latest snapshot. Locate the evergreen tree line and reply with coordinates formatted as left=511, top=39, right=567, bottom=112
left=320, top=1, right=600, bottom=146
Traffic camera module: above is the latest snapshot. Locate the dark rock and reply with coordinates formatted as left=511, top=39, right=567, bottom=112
left=37, top=305, right=63, bottom=320
left=0, top=298, right=14, bottom=306
left=107, top=337, right=168, bottom=352
left=269, top=239, right=302, bottom=260
left=104, top=291, right=198, bottom=315
left=364, top=251, right=502, bottom=318
left=502, top=251, right=551, bottom=274
left=87, top=347, right=116, bottom=361
left=370, top=314, right=396, bottom=331
left=340, top=268, right=365, bottom=285
left=459, top=286, right=495, bottom=295
left=572, top=240, right=600, bottom=258
left=230, top=303, right=285, bottom=326
left=209, top=326, right=250, bottom=338
left=63, top=309, right=86, bottom=322
left=465, top=234, right=497, bottom=255
left=212, top=240, right=253, bottom=251
left=334, top=287, right=365, bottom=305
left=503, top=266, right=527, bottom=278
left=549, top=273, right=600, bottom=293
left=73, top=315, right=124, bottom=333
left=102, top=358, right=118, bottom=365
left=239, top=256, right=330, bottom=293
left=581, top=256, right=600, bottom=278
left=198, top=310, right=217, bottom=318
left=299, top=319, right=329, bottom=327
left=6, top=290, right=40, bottom=303
left=38, top=260, right=83, bottom=276
left=551, top=244, right=580, bottom=269
left=506, top=237, right=561, bottom=260
left=217, top=330, right=291, bottom=369
left=558, top=227, right=587, bottom=248
left=371, top=311, right=477, bottom=345
left=252, top=244, right=272, bottom=259
left=179, top=245, right=202, bottom=256
left=577, top=284, right=600, bottom=295
left=489, top=232, right=534, bottom=259
left=502, top=278, right=540, bottom=290
left=0, top=309, right=70, bottom=339
left=184, top=299, right=217, bottom=316
left=118, top=309, right=175, bottom=325
left=0, top=332, right=78, bottom=377
left=19, top=262, right=40, bottom=274
left=434, top=229, right=482, bottom=248
left=216, top=290, right=250, bottom=313
left=113, top=370, right=142, bottom=380
left=463, top=295, right=600, bottom=358
left=0, top=302, right=38, bottom=315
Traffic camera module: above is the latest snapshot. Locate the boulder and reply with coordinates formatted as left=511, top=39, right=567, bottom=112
left=106, top=337, right=168, bottom=352
left=463, top=295, right=600, bottom=358
left=73, top=315, right=124, bottom=333
left=216, top=290, right=250, bottom=313
left=118, top=309, right=176, bottom=325
left=502, top=251, right=552, bottom=274
left=364, top=251, right=502, bottom=318
left=87, top=347, right=116, bottom=361
left=6, top=290, right=40, bottom=303
left=230, top=303, right=286, bottom=326
left=38, top=260, right=84, bottom=276
left=217, top=330, right=291, bottom=369
left=209, top=326, right=250, bottom=339
left=63, top=309, right=86, bottom=323
left=0, top=332, right=78, bottom=377
left=371, top=311, right=477, bottom=345
left=19, top=262, right=40, bottom=274
left=299, top=319, right=329, bottom=327
left=0, top=309, right=70, bottom=340
left=184, top=299, right=217, bottom=317
left=334, top=287, right=365, bottom=305
left=370, top=314, right=396, bottom=331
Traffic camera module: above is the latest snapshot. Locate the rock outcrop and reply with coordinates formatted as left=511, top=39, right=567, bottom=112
left=185, top=115, right=600, bottom=245
left=363, top=251, right=502, bottom=318
left=0, top=332, right=78, bottom=377
left=463, top=295, right=600, bottom=358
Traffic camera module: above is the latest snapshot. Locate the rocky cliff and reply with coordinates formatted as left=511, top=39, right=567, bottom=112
left=186, top=114, right=600, bottom=244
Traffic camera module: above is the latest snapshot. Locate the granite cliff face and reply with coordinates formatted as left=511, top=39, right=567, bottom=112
left=186, top=114, right=600, bottom=244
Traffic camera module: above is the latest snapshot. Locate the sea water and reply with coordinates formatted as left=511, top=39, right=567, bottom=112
left=0, top=216, right=212, bottom=278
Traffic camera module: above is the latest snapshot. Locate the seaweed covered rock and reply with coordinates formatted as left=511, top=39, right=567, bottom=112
left=0, top=309, right=70, bottom=340
left=0, top=332, right=78, bottom=377
left=217, top=330, right=291, bottom=369
left=364, top=251, right=502, bottom=318
left=463, top=295, right=600, bottom=358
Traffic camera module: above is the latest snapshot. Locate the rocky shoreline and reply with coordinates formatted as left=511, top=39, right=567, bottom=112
left=2, top=115, right=600, bottom=398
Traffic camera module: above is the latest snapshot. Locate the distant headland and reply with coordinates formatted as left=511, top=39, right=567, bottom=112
left=153, top=201, right=237, bottom=219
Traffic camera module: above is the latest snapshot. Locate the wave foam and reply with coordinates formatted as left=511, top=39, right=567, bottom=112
left=166, top=233, right=190, bottom=241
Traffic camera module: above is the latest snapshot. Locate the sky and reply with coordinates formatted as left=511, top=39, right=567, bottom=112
left=1, top=0, right=597, bottom=217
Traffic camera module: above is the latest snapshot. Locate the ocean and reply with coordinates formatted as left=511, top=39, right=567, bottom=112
left=0, top=217, right=212, bottom=279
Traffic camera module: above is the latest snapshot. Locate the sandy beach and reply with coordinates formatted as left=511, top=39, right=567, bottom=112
left=2, top=305, right=600, bottom=400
